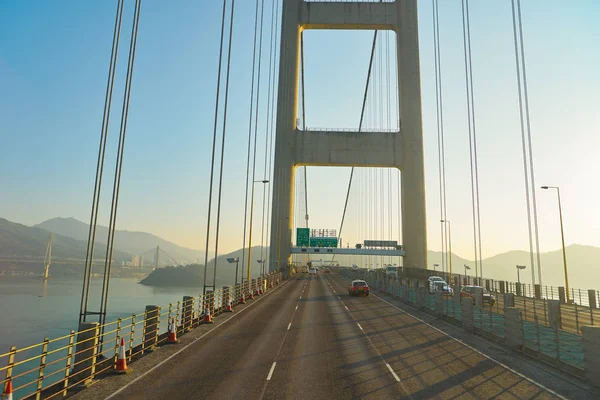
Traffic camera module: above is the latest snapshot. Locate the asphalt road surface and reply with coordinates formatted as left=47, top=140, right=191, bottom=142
left=95, top=273, right=578, bottom=399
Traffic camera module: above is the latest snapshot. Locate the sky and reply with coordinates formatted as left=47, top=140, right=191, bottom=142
left=1, top=0, right=599, bottom=263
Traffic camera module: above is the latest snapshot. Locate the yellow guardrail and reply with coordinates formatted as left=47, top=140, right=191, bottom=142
left=1, top=272, right=282, bottom=400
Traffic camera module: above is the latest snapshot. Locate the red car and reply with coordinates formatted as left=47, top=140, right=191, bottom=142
left=348, top=280, right=370, bottom=296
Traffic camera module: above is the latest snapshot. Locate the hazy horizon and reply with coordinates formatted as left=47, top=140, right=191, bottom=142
left=1, top=1, right=598, bottom=265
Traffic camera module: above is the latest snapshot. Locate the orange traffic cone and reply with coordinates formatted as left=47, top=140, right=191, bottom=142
left=249, top=290, right=254, bottom=300
left=167, top=317, right=179, bottom=344
left=204, top=306, right=213, bottom=324
left=3, top=379, right=13, bottom=400
left=269, top=280, right=273, bottom=288
left=240, top=292, right=246, bottom=304
left=115, top=337, right=131, bottom=374
left=225, top=297, right=233, bottom=312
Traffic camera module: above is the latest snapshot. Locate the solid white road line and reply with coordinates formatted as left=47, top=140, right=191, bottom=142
left=287, top=322, right=291, bottom=330
left=266, top=362, right=277, bottom=380
left=295, top=305, right=298, bottom=310
left=357, top=323, right=363, bottom=331
left=344, top=306, right=349, bottom=311
left=386, top=363, right=401, bottom=382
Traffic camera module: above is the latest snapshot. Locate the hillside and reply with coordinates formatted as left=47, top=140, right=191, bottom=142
left=139, top=246, right=268, bottom=288
left=36, top=217, right=204, bottom=264
left=0, top=218, right=132, bottom=274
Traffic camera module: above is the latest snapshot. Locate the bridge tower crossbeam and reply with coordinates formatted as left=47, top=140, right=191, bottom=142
left=269, top=0, right=427, bottom=271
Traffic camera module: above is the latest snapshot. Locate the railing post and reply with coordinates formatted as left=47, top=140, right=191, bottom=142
left=128, top=314, right=135, bottom=362
left=114, top=318, right=122, bottom=363
left=3, top=346, right=16, bottom=396
left=72, top=322, right=100, bottom=386
left=499, top=281, right=505, bottom=294
left=504, top=308, right=524, bottom=350
left=35, top=337, right=49, bottom=400
left=61, top=330, right=76, bottom=397
left=462, top=298, right=474, bottom=332
left=548, top=300, right=562, bottom=330
left=143, top=305, right=159, bottom=353
left=581, top=325, right=600, bottom=386
left=182, top=296, right=193, bottom=331
left=516, top=282, right=522, bottom=297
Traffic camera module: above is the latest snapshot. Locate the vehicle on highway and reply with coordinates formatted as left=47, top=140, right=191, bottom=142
left=427, top=276, right=446, bottom=293
left=309, top=268, right=317, bottom=274
left=348, top=280, right=370, bottom=296
left=324, top=268, right=331, bottom=273
left=460, top=285, right=496, bottom=306
left=385, top=265, right=398, bottom=277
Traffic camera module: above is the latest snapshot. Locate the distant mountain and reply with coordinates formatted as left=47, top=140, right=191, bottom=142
left=35, top=217, right=204, bottom=264
left=0, top=218, right=132, bottom=274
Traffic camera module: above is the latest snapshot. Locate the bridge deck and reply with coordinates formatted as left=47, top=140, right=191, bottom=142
left=71, top=274, right=592, bottom=400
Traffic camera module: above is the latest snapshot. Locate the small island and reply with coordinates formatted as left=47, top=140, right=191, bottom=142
left=139, top=264, right=204, bottom=287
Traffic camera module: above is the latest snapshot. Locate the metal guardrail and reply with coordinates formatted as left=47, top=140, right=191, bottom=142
left=341, top=269, right=588, bottom=379
left=0, top=272, right=282, bottom=400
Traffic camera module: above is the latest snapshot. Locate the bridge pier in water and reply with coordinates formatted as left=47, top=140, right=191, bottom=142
left=269, top=0, right=428, bottom=271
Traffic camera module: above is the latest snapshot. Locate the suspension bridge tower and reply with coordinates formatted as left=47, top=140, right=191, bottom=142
left=269, top=0, right=427, bottom=270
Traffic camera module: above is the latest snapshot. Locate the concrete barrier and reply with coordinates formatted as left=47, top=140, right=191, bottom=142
left=72, top=322, right=99, bottom=386
left=558, top=287, right=566, bottom=304
left=504, top=307, right=524, bottom=350
left=453, top=284, right=461, bottom=303
left=474, top=287, right=483, bottom=309
left=581, top=325, right=600, bottom=385
left=182, top=296, right=194, bottom=332
left=548, top=300, right=562, bottom=329
left=402, top=284, right=409, bottom=303
left=462, top=298, right=473, bottom=331
left=503, top=293, right=515, bottom=311
left=588, top=290, right=597, bottom=309
left=534, top=284, right=542, bottom=300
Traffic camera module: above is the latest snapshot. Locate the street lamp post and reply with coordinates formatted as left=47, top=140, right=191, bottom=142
left=516, top=265, right=526, bottom=285
left=441, top=220, right=452, bottom=281
left=541, top=185, right=570, bottom=303
left=247, top=180, right=269, bottom=284
left=433, top=263, right=439, bottom=272
left=464, top=264, right=471, bottom=283
left=227, top=257, right=240, bottom=285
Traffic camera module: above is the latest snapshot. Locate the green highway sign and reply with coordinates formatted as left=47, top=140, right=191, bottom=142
left=296, top=228, right=310, bottom=246
left=309, top=237, right=338, bottom=248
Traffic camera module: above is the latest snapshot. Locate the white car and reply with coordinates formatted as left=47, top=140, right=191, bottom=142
left=309, top=268, right=317, bottom=274
left=428, top=276, right=446, bottom=293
